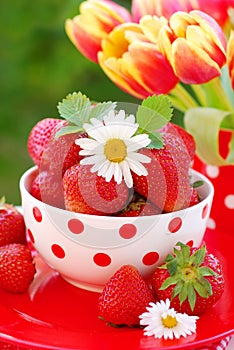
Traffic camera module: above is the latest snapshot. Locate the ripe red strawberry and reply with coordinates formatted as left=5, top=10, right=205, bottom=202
left=98, top=265, right=155, bottom=326
left=40, top=123, right=87, bottom=176
left=0, top=197, right=26, bottom=247
left=0, top=243, right=36, bottom=293
left=63, top=164, right=131, bottom=215
left=151, top=242, right=224, bottom=315
left=27, top=118, right=61, bottom=166
left=28, top=118, right=86, bottom=175
left=118, top=193, right=161, bottom=216
left=132, top=131, right=192, bottom=212
left=189, top=187, right=200, bottom=207
left=161, top=122, right=196, bottom=161
left=30, top=170, right=65, bottom=209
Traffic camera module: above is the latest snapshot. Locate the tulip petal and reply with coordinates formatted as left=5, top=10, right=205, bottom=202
left=127, top=42, right=179, bottom=93
left=65, top=0, right=132, bottom=63
left=66, top=18, right=101, bottom=63
left=227, top=30, right=234, bottom=89
left=186, top=25, right=226, bottom=68
left=172, top=38, right=222, bottom=84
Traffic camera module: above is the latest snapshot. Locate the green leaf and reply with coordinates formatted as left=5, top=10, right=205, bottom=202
left=175, top=242, right=190, bottom=263
left=184, top=107, right=234, bottom=165
left=147, top=131, right=164, bottom=149
left=199, top=277, right=213, bottom=297
left=190, top=245, right=206, bottom=267
left=172, top=280, right=183, bottom=299
left=136, top=95, right=173, bottom=149
left=55, top=125, right=84, bottom=139
left=160, top=276, right=178, bottom=290
left=192, top=180, right=204, bottom=188
left=57, top=92, right=92, bottom=126
left=187, top=282, right=196, bottom=310
left=89, top=101, right=117, bottom=121
left=179, top=283, right=188, bottom=305
left=167, top=259, right=178, bottom=276
left=198, top=266, right=216, bottom=277
left=194, top=280, right=209, bottom=298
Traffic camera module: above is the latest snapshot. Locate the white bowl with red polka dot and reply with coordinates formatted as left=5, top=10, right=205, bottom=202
left=20, top=166, right=214, bottom=292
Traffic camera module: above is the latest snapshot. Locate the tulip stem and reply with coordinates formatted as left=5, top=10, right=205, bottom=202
left=169, top=83, right=199, bottom=112
left=202, top=78, right=233, bottom=112
left=190, top=84, right=207, bottom=106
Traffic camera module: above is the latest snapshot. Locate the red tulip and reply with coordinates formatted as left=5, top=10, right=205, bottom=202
left=65, top=0, right=132, bottom=63
left=97, top=22, right=179, bottom=99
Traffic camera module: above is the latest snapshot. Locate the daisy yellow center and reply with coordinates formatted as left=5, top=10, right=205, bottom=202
left=104, top=138, right=127, bottom=163
left=162, top=315, right=178, bottom=328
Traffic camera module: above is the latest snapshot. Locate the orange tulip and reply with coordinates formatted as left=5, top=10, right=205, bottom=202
left=97, top=22, right=179, bottom=99
left=146, top=10, right=227, bottom=84
left=65, top=0, right=132, bottom=63
left=227, top=30, right=234, bottom=89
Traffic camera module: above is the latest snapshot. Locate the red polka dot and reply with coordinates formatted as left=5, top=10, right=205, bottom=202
left=186, top=240, right=194, bottom=248
left=27, top=228, right=35, bottom=244
left=202, top=204, right=209, bottom=219
left=68, top=219, right=84, bottom=234
left=33, top=206, right=42, bottom=222
left=51, top=244, right=65, bottom=259
left=119, top=224, right=137, bottom=239
left=93, top=253, right=111, bottom=267
left=168, top=217, right=182, bottom=233
left=142, top=252, right=159, bottom=266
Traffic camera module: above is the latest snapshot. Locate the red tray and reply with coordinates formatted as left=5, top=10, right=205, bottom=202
left=0, top=228, right=233, bottom=349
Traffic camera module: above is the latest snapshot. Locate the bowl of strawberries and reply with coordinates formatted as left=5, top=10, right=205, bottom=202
left=20, top=93, right=214, bottom=292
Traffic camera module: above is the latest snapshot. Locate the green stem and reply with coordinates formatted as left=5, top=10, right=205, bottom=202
left=190, top=84, right=207, bottom=106
left=169, top=83, right=199, bottom=112
left=202, top=78, right=233, bottom=112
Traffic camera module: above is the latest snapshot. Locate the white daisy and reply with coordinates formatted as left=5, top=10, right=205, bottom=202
left=139, top=299, right=199, bottom=340
left=75, top=110, right=151, bottom=188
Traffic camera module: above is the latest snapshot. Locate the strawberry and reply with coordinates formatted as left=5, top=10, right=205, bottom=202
left=30, top=170, right=65, bottom=209
left=40, top=123, right=87, bottom=176
left=0, top=243, right=36, bottom=293
left=132, top=131, right=192, bottom=212
left=28, top=117, right=86, bottom=175
left=189, top=187, right=200, bottom=207
left=151, top=242, right=224, bottom=315
left=118, top=193, right=161, bottom=216
left=0, top=197, right=26, bottom=247
left=27, top=118, right=61, bottom=166
left=161, top=122, right=196, bottom=161
left=63, top=164, right=131, bottom=215
left=98, top=265, right=155, bottom=326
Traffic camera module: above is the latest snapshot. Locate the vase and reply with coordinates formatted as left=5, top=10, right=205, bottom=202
left=193, top=129, right=234, bottom=234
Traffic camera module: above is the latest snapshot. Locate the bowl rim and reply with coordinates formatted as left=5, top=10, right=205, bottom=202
left=19, top=165, right=214, bottom=221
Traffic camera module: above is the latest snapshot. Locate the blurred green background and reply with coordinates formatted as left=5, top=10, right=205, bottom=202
left=1, top=0, right=136, bottom=204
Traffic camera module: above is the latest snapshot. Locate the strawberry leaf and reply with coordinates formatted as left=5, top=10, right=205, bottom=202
left=57, top=92, right=92, bottom=126
left=187, top=283, right=196, bottom=310
left=89, top=101, right=117, bottom=120
left=179, top=283, right=188, bottom=305
left=160, top=276, right=178, bottom=290
left=136, top=95, right=173, bottom=149
left=55, top=125, right=84, bottom=139
left=190, top=245, right=206, bottom=267
left=198, top=266, right=217, bottom=277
